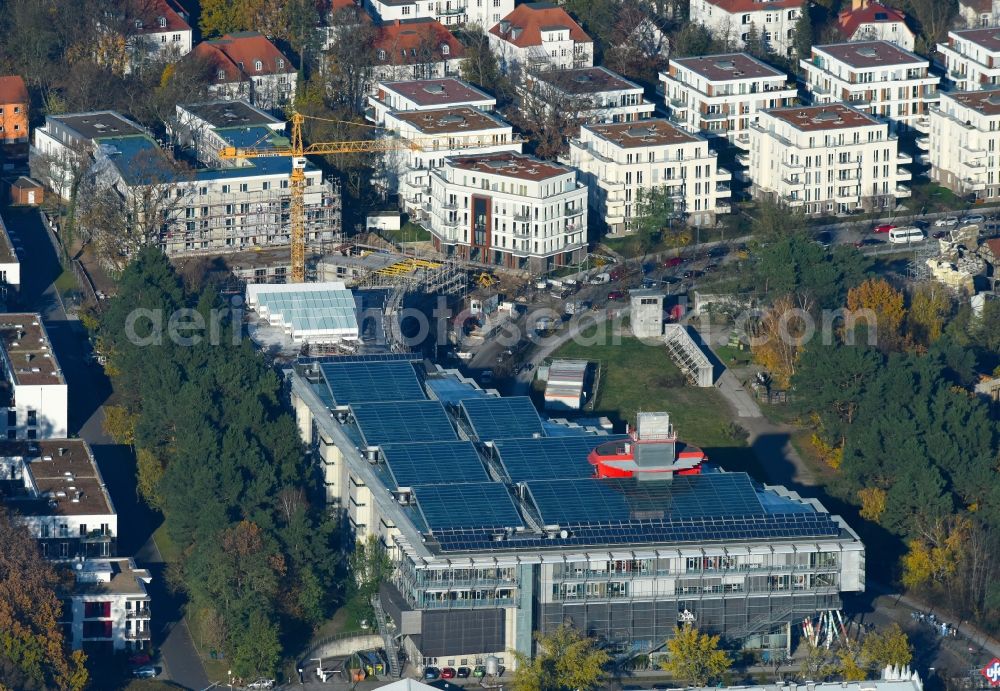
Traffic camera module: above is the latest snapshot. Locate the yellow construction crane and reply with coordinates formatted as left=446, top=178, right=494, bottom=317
left=218, top=112, right=489, bottom=283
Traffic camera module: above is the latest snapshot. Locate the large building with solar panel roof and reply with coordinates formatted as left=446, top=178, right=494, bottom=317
left=288, top=355, right=865, bottom=670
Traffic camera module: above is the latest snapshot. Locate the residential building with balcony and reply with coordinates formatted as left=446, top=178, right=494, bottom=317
left=835, top=0, right=915, bottom=50
left=801, top=41, right=939, bottom=134
left=0, top=315, right=67, bottom=440
left=523, top=67, right=655, bottom=124
left=659, top=53, right=797, bottom=150
left=937, top=28, right=1000, bottom=91
left=426, top=152, right=587, bottom=272
left=928, top=91, right=1000, bottom=201
left=287, top=356, right=865, bottom=669
left=372, top=19, right=465, bottom=83
left=365, top=0, right=514, bottom=28
left=749, top=104, right=909, bottom=215
left=0, top=440, right=116, bottom=559
left=368, top=77, right=496, bottom=125
left=0, top=75, right=29, bottom=145
left=689, top=0, right=803, bottom=57
left=188, top=32, right=297, bottom=111
left=569, top=119, right=732, bottom=233
left=488, top=2, right=594, bottom=74
left=381, top=106, right=522, bottom=215
left=59, top=557, right=152, bottom=654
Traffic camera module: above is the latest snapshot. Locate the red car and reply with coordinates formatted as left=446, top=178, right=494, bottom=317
left=607, top=291, right=626, bottom=301
left=662, top=256, right=684, bottom=267
left=441, top=668, right=457, bottom=679
left=873, top=223, right=896, bottom=234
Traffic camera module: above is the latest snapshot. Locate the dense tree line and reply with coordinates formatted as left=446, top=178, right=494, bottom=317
left=97, top=249, right=338, bottom=679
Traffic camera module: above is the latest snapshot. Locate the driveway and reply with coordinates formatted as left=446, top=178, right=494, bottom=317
left=3, top=207, right=210, bottom=690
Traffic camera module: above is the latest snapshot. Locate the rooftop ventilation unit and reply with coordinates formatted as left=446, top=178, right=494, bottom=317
left=857, top=47, right=879, bottom=58
left=714, top=60, right=736, bottom=70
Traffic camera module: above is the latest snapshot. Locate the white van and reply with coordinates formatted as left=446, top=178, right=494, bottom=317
left=888, top=227, right=925, bottom=244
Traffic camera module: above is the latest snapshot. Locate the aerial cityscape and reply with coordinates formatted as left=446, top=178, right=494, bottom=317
left=0, top=0, right=997, bottom=690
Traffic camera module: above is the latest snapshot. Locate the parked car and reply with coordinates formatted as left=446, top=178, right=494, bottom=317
left=854, top=238, right=884, bottom=248
left=708, top=245, right=729, bottom=257
left=473, top=665, right=487, bottom=678
left=683, top=269, right=704, bottom=279
left=662, top=275, right=680, bottom=284
left=441, top=667, right=457, bottom=679
left=247, top=680, right=275, bottom=690
left=424, top=667, right=441, bottom=680
left=873, top=223, right=896, bottom=234
left=934, top=216, right=959, bottom=227
left=932, top=230, right=949, bottom=239
left=132, top=666, right=160, bottom=679
left=457, top=667, right=472, bottom=679
left=662, top=256, right=684, bottom=268
left=607, top=290, right=626, bottom=301
left=963, top=214, right=986, bottom=224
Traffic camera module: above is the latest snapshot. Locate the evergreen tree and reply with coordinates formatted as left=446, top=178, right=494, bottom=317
left=794, top=4, right=814, bottom=59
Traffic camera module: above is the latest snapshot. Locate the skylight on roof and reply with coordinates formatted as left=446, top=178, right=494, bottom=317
left=856, top=47, right=879, bottom=57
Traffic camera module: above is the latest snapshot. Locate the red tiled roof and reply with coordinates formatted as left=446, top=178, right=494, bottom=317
left=202, top=32, right=297, bottom=77
left=135, top=0, right=191, bottom=34
left=837, top=2, right=910, bottom=40
left=697, top=0, right=800, bottom=12
left=189, top=42, right=243, bottom=82
left=0, top=76, right=28, bottom=105
left=489, top=2, right=592, bottom=48
left=374, top=19, right=464, bottom=66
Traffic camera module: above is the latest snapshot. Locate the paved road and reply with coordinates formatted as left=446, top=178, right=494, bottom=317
left=4, top=208, right=210, bottom=691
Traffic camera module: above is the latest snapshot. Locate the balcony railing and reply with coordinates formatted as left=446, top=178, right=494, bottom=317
left=126, top=609, right=151, bottom=619
left=437, top=5, right=467, bottom=15
left=125, top=629, right=152, bottom=640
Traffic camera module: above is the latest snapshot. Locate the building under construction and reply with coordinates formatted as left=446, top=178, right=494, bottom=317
left=288, top=356, right=866, bottom=668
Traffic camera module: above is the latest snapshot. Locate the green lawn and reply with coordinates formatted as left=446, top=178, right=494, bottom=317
left=152, top=523, right=181, bottom=564
left=380, top=221, right=431, bottom=244
left=54, top=269, right=78, bottom=293
left=548, top=337, right=739, bottom=449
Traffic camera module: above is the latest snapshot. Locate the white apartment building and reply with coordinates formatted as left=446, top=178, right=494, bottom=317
left=938, top=28, right=1000, bottom=91
left=1, top=440, right=116, bottom=559
left=749, top=104, right=910, bottom=215
left=570, top=119, right=733, bottom=233
left=31, top=111, right=149, bottom=199
left=368, top=78, right=496, bottom=125
left=426, top=152, right=587, bottom=272
left=928, top=91, right=1000, bottom=202
left=0, top=315, right=67, bottom=440
left=801, top=41, right=939, bottom=133
left=524, top=67, right=655, bottom=124
left=659, top=53, right=797, bottom=149
left=488, top=2, right=594, bottom=73
left=381, top=106, right=522, bottom=214
left=365, top=0, right=514, bottom=28
left=172, top=100, right=284, bottom=167
left=130, top=0, right=193, bottom=66
left=835, top=0, right=915, bottom=50
left=689, top=0, right=803, bottom=57
left=61, top=558, right=152, bottom=654
left=372, top=19, right=466, bottom=83
left=0, top=213, right=21, bottom=307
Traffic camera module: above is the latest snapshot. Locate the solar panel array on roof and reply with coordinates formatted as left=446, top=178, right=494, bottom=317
left=321, top=360, right=426, bottom=406
left=351, top=400, right=457, bottom=447
left=527, top=474, right=765, bottom=526
left=460, top=396, right=545, bottom=440
left=249, top=285, right=359, bottom=337
left=425, top=377, right=491, bottom=405
left=303, top=353, right=421, bottom=365
left=494, top=435, right=629, bottom=482
left=381, top=441, right=488, bottom=489
left=413, top=482, right=523, bottom=532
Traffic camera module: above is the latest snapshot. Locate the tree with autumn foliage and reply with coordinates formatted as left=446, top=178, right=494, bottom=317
left=0, top=507, right=88, bottom=691
left=749, top=293, right=814, bottom=388
left=846, top=278, right=906, bottom=352
left=660, top=625, right=731, bottom=686
left=512, top=624, right=610, bottom=691
left=907, top=283, right=951, bottom=348
left=861, top=623, right=912, bottom=670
